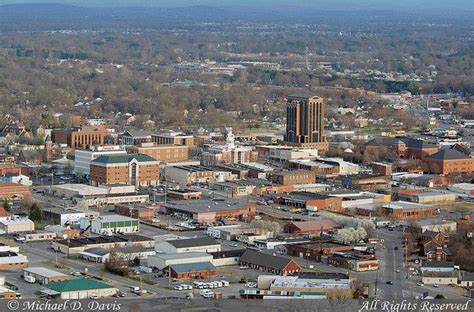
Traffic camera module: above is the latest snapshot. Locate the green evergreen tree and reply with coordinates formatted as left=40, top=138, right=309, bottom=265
left=29, top=203, right=42, bottom=223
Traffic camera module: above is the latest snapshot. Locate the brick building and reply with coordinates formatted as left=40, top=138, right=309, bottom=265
left=114, top=204, right=156, bottom=221
left=163, top=262, right=218, bottom=280
left=286, top=239, right=353, bottom=262
left=424, top=146, right=474, bottom=175
left=341, top=174, right=390, bottom=191
left=363, top=137, right=438, bottom=160
left=0, top=183, right=31, bottom=200
left=128, top=143, right=189, bottom=163
left=89, top=154, right=160, bottom=187
left=277, top=192, right=343, bottom=213
left=152, top=132, right=194, bottom=147
left=240, top=249, right=301, bottom=276
left=271, top=170, right=316, bottom=185
left=372, top=162, right=393, bottom=176
left=284, top=220, right=342, bottom=235
left=51, top=126, right=107, bottom=149
left=0, top=164, right=29, bottom=176
left=381, top=201, right=434, bottom=219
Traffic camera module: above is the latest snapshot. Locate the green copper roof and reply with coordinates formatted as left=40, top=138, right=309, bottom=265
left=45, top=279, right=114, bottom=292
left=92, top=154, right=157, bottom=164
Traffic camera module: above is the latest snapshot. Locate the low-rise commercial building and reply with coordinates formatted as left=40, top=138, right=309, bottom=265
left=0, top=218, right=34, bottom=234
left=155, top=237, right=221, bottom=254
left=424, top=145, right=474, bottom=175
left=42, top=279, right=118, bottom=299
left=164, top=165, right=233, bottom=185
left=341, top=175, right=390, bottom=192
left=0, top=249, right=28, bottom=269
left=114, top=204, right=156, bottom=221
left=148, top=252, right=213, bottom=270
left=239, top=249, right=301, bottom=276
left=271, top=170, right=316, bottom=185
left=42, top=208, right=87, bottom=226
left=79, top=215, right=140, bottom=235
left=167, top=189, right=202, bottom=200
left=284, top=220, right=342, bottom=235
left=162, top=198, right=256, bottom=224
left=23, top=267, right=70, bottom=285
left=286, top=239, right=353, bottom=261
left=0, top=183, right=31, bottom=200
left=277, top=192, right=343, bottom=213
left=164, top=262, right=218, bottom=280
left=398, top=191, right=456, bottom=204
left=51, top=234, right=154, bottom=254
left=327, top=251, right=380, bottom=272
left=240, top=273, right=352, bottom=299
left=380, top=201, right=434, bottom=219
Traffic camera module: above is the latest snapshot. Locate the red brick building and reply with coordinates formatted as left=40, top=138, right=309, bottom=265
left=51, top=126, right=107, bottom=149
left=363, top=137, right=438, bottom=160
left=164, top=262, right=218, bottom=280
left=0, top=183, right=31, bottom=200
left=240, top=249, right=301, bottom=276
left=284, top=220, right=342, bottom=235
left=114, top=204, right=156, bottom=221
left=89, top=154, right=160, bottom=187
left=424, top=146, right=474, bottom=175
left=277, top=192, right=344, bottom=213
left=0, top=164, right=29, bottom=176
left=286, top=240, right=353, bottom=262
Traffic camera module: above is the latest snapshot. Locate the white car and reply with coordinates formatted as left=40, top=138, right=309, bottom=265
left=173, top=285, right=184, bottom=291
left=246, top=282, right=257, bottom=288
left=202, top=291, right=214, bottom=298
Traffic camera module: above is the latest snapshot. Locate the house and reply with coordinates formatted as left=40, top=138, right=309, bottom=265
left=23, top=267, right=70, bottom=285
left=284, top=220, right=342, bottom=235
left=239, top=249, right=301, bottom=276
left=155, top=237, right=221, bottom=254
left=419, top=230, right=449, bottom=256
left=459, top=271, right=474, bottom=288
left=42, top=279, right=118, bottom=299
left=163, top=262, right=218, bottom=280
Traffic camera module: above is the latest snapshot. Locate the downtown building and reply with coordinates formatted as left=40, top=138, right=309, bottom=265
left=284, top=94, right=328, bottom=151
left=89, top=154, right=160, bottom=187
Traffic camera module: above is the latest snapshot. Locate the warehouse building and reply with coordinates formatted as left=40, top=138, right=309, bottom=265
left=79, top=215, right=140, bottom=235
left=148, top=252, right=213, bottom=270
left=51, top=234, right=154, bottom=254
left=286, top=239, right=353, bottom=262
left=155, top=237, right=221, bottom=254
left=398, top=191, right=456, bottom=204
left=42, top=279, right=118, bottom=299
left=0, top=218, right=35, bottom=234
left=23, top=267, right=71, bottom=285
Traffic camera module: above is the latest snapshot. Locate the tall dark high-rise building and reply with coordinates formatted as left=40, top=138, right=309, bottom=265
left=284, top=94, right=328, bottom=150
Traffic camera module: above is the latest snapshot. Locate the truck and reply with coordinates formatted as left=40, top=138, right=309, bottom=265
left=24, top=276, right=36, bottom=284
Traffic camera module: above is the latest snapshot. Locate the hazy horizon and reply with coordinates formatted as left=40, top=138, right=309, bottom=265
left=0, top=0, right=472, bottom=11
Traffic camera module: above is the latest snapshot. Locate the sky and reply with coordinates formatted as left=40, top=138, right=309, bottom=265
left=0, top=0, right=472, bottom=10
